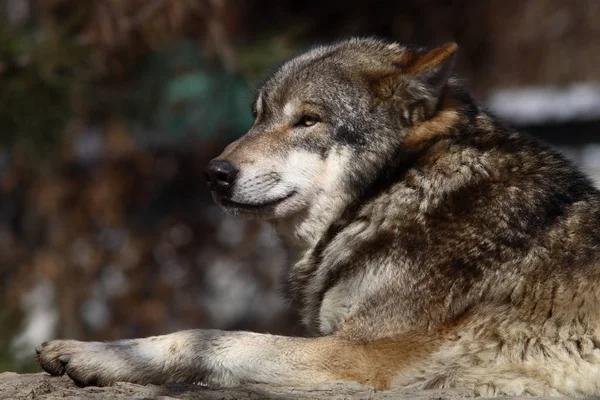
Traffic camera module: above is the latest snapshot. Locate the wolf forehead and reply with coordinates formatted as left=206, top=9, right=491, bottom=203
left=253, top=38, right=457, bottom=114
left=257, top=38, right=429, bottom=101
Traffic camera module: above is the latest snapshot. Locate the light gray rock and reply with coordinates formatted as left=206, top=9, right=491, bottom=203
left=0, top=372, right=580, bottom=400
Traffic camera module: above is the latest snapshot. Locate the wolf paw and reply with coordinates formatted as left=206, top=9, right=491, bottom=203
left=36, top=340, right=114, bottom=386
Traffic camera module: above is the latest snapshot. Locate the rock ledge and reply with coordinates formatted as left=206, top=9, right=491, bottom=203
left=0, top=372, right=571, bottom=400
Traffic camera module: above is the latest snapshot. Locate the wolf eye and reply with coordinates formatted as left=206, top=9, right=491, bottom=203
left=297, top=115, right=319, bottom=127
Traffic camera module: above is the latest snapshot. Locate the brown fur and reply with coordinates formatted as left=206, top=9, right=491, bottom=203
left=36, top=38, right=600, bottom=397
left=405, top=42, right=458, bottom=73
left=327, top=317, right=468, bottom=389
left=402, top=91, right=460, bottom=150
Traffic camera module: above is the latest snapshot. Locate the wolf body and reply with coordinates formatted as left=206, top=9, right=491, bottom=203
left=37, top=38, right=600, bottom=396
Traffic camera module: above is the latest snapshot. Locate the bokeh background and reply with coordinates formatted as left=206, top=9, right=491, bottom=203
left=1, top=0, right=599, bottom=372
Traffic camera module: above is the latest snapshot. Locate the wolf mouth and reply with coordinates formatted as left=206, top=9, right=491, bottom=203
left=219, top=191, right=296, bottom=210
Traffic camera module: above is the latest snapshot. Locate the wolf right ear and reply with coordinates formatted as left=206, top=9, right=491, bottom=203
left=404, top=42, right=457, bottom=97
left=371, top=42, right=457, bottom=109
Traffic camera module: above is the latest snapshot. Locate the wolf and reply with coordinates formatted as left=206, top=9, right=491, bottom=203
left=37, top=38, right=600, bottom=396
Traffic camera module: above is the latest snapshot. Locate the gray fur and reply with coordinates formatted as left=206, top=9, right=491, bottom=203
left=37, top=38, right=600, bottom=397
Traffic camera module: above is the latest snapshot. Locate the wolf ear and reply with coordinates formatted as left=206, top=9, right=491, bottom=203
left=371, top=42, right=457, bottom=122
left=404, top=42, right=457, bottom=97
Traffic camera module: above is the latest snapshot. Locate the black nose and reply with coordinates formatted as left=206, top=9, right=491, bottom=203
left=205, top=159, right=238, bottom=194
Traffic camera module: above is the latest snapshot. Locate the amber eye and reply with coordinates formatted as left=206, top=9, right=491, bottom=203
left=298, top=115, right=319, bottom=127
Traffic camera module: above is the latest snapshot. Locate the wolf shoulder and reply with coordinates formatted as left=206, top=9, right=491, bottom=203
left=312, top=112, right=600, bottom=337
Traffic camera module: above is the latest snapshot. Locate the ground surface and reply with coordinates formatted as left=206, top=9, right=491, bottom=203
left=0, top=372, right=577, bottom=400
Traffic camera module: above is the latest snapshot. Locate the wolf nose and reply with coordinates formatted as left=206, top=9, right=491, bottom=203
left=205, top=159, right=238, bottom=193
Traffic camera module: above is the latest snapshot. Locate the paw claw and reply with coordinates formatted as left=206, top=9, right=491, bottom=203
left=36, top=340, right=82, bottom=377
left=36, top=340, right=117, bottom=386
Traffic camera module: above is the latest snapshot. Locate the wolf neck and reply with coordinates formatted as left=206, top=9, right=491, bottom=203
left=275, top=83, right=469, bottom=261
left=278, top=195, right=354, bottom=257
left=275, top=151, right=358, bottom=259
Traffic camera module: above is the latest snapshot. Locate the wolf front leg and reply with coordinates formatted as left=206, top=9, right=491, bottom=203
left=37, top=330, right=400, bottom=387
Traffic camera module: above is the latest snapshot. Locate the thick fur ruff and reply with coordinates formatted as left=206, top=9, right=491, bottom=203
left=38, top=38, right=600, bottom=397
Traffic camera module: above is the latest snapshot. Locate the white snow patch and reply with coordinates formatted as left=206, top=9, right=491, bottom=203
left=487, top=83, right=600, bottom=125
left=11, top=280, right=58, bottom=359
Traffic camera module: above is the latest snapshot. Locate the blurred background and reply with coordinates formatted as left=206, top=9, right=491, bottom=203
left=1, top=0, right=599, bottom=372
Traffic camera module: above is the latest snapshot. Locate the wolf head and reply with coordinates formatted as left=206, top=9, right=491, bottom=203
left=206, top=38, right=457, bottom=223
